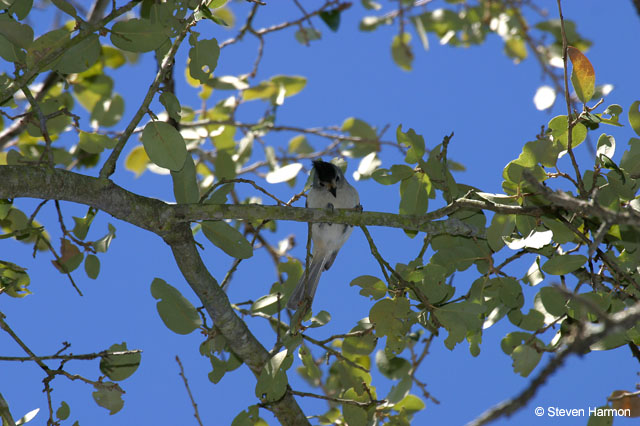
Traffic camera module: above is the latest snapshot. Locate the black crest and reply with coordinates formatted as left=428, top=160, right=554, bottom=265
left=312, top=160, right=338, bottom=183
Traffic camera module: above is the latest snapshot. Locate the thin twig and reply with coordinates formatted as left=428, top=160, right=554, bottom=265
left=0, top=350, right=141, bottom=362
left=467, top=300, right=640, bottom=426
left=290, top=390, right=386, bottom=408
left=176, top=356, right=204, bottom=426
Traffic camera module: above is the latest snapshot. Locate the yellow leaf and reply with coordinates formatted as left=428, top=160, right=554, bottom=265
left=568, top=46, right=595, bottom=103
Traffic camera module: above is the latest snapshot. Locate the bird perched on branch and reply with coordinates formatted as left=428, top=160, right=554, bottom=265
left=287, top=160, right=361, bottom=310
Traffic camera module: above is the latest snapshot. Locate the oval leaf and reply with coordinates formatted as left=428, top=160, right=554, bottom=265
left=201, top=220, right=253, bottom=259
left=568, top=46, right=595, bottom=103
left=99, top=342, right=141, bottom=381
left=141, top=121, right=187, bottom=171
left=542, top=254, right=587, bottom=275
left=171, top=154, right=199, bottom=204
left=110, top=19, right=167, bottom=52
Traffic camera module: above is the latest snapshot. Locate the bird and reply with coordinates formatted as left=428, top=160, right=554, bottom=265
left=287, top=160, right=360, bottom=310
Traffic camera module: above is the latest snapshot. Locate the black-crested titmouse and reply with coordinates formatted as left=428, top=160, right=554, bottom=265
left=287, top=160, right=360, bottom=309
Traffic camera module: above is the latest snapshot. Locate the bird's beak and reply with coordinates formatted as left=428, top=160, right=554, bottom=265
left=329, top=182, right=337, bottom=197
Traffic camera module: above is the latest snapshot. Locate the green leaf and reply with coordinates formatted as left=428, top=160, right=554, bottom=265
left=74, top=74, right=113, bottom=112
left=342, top=404, right=368, bottom=426
left=56, top=33, right=100, bottom=74
left=319, top=9, right=341, bottom=32
left=548, top=115, right=587, bottom=150
left=629, top=101, right=640, bottom=137
left=271, top=75, right=307, bottom=97
left=72, top=208, right=97, bottom=240
left=92, top=384, right=124, bottom=414
left=51, top=0, right=77, bottom=17
left=294, top=27, right=321, bottom=44
left=110, top=19, right=168, bottom=52
left=397, top=126, right=425, bottom=163
left=92, top=223, right=116, bottom=253
left=387, top=376, right=412, bottom=405
left=56, top=401, right=70, bottom=420
left=434, top=301, right=486, bottom=350
left=539, top=286, right=568, bottom=317
left=342, top=324, right=376, bottom=356
left=512, top=309, right=545, bottom=331
left=309, top=310, right=331, bottom=328
left=6, top=0, right=32, bottom=20
left=159, top=92, right=181, bottom=122
left=391, top=32, right=413, bottom=71
left=487, top=214, right=515, bottom=251
left=504, top=37, right=527, bottom=62
left=150, top=278, right=202, bottom=335
left=141, top=121, right=187, bottom=171
left=84, top=254, right=100, bottom=279
left=542, top=217, right=574, bottom=244
left=399, top=174, right=429, bottom=215
left=375, top=351, right=410, bottom=380
left=288, top=135, right=314, bottom=154
left=511, top=344, right=541, bottom=377
left=372, top=164, right=413, bottom=185
left=255, top=350, right=289, bottom=402
left=350, top=275, right=387, bottom=300
left=188, top=34, right=220, bottom=84
left=26, top=28, right=69, bottom=71
left=369, top=298, right=410, bottom=337
left=201, top=220, right=253, bottom=259
left=90, top=93, right=124, bottom=127
left=567, top=46, right=595, bottom=103
left=542, top=254, right=587, bottom=275
left=100, top=342, right=141, bottom=381
left=231, top=405, right=261, bottom=426
left=205, top=183, right=234, bottom=204
left=214, top=149, right=236, bottom=179
left=587, top=406, right=614, bottom=426
left=171, top=155, right=199, bottom=204
left=251, top=293, right=284, bottom=316
left=78, top=130, right=116, bottom=154
left=0, top=17, right=33, bottom=50
left=298, top=345, right=322, bottom=381
left=393, top=394, right=425, bottom=415
left=208, top=355, right=226, bottom=384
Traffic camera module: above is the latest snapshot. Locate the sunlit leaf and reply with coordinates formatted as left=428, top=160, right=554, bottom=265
left=150, top=278, right=202, bottom=334
left=567, top=46, right=595, bottom=103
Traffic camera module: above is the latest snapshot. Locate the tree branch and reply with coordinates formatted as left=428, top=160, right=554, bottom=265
left=0, top=166, right=520, bottom=237
left=466, top=300, right=640, bottom=426
left=162, top=223, right=310, bottom=425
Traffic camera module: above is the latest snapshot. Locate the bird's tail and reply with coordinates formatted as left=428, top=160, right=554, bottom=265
left=287, top=253, right=327, bottom=309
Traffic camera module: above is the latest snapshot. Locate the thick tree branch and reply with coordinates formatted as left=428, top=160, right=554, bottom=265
left=0, top=165, right=521, bottom=237
left=163, top=223, right=310, bottom=425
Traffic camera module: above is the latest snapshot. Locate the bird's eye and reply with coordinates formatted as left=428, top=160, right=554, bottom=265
left=336, top=176, right=340, bottom=181
left=319, top=182, right=324, bottom=187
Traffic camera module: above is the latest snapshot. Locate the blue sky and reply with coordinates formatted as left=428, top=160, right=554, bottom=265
left=2, top=1, right=640, bottom=425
